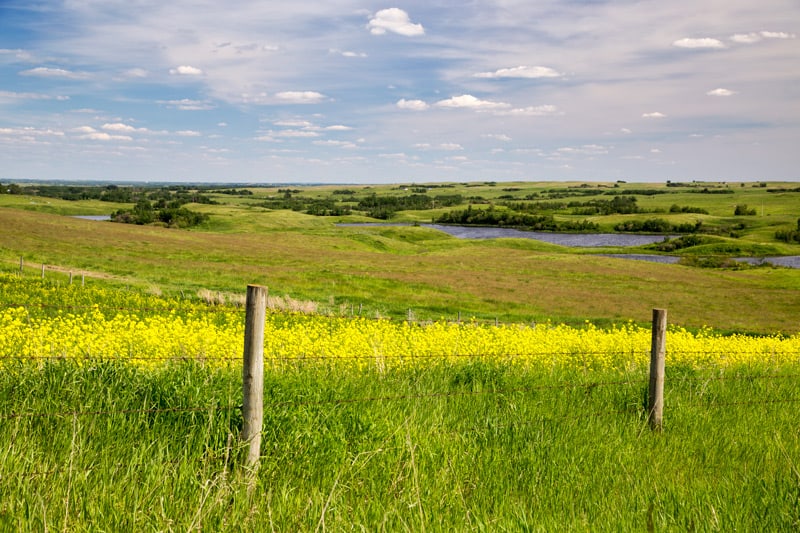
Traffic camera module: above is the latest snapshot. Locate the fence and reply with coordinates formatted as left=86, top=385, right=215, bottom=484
left=3, top=280, right=799, bottom=477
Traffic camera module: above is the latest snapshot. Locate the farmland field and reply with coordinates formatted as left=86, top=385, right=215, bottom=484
left=1, top=180, right=799, bottom=529
left=1, top=180, right=799, bottom=333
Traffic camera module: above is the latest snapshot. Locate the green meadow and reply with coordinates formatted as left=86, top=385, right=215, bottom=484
left=1, top=180, right=799, bottom=530
left=1, top=180, right=798, bottom=333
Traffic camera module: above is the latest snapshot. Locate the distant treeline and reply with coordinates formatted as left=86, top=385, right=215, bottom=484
left=433, top=206, right=599, bottom=232
left=356, top=193, right=463, bottom=219
left=110, top=199, right=209, bottom=228
left=500, top=196, right=708, bottom=216
left=775, top=219, right=800, bottom=244
left=0, top=183, right=217, bottom=205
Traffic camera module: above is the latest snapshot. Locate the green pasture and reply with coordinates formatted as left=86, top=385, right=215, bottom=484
left=1, top=358, right=798, bottom=531
left=1, top=180, right=798, bottom=333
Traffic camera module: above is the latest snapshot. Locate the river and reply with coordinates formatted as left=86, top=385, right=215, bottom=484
left=340, top=223, right=800, bottom=269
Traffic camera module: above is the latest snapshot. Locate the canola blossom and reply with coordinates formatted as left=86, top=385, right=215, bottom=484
left=2, top=305, right=799, bottom=371
left=1, top=275, right=798, bottom=370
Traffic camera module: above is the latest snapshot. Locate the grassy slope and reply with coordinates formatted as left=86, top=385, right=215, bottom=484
left=1, top=200, right=798, bottom=333
left=1, top=360, right=798, bottom=530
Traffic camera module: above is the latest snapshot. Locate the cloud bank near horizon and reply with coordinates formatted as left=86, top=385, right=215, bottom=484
left=0, top=1, right=798, bottom=183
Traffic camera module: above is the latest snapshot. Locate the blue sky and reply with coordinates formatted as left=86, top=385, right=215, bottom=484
left=0, top=1, right=798, bottom=184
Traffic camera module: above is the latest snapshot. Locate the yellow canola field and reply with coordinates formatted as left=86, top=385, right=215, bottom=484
left=1, top=306, right=799, bottom=370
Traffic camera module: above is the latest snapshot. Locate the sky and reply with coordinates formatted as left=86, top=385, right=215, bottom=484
left=0, top=1, right=798, bottom=184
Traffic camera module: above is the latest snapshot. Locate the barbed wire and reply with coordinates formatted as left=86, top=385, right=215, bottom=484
left=4, top=372, right=798, bottom=421
left=9, top=396, right=799, bottom=481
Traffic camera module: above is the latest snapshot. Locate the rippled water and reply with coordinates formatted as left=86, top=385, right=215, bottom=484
left=339, top=223, right=800, bottom=269
left=421, top=224, right=675, bottom=247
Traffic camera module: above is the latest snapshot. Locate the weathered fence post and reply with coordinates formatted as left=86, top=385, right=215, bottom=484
left=69, top=272, right=73, bottom=285
left=242, top=285, right=267, bottom=471
left=19, top=257, right=23, bottom=275
left=648, top=308, right=667, bottom=431
left=41, top=264, right=45, bottom=279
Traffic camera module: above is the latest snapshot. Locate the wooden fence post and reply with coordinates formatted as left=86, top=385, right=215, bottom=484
left=41, top=264, right=45, bottom=279
left=19, top=257, right=23, bottom=275
left=648, top=308, right=667, bottom=431
left=242, top=285, right=267, bottom=470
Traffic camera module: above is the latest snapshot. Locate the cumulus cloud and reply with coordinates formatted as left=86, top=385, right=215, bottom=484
left=730, top=32, right=762, bottom=44
left=672, top=38, right=726, bottom=49
left=730, top=31, right=796, bottom=44
left=325, top=125, right=353, bottom=131
left=435, top=94, right=510, bottom=110
left=176, top=130, right=201, bottom=137
left=19, top=67, right=89, bottom=79
left=368, top=8, right=424, bottom=37
left=275, top=91, right=326, bottom=103
left=474, top=66, right=562, bottom=79
left=396, top=99, right=429, bottom=111
left=761, top=31, right=796, bottom=39
left=79, top=132, right=132, bottom=141
left=102, top=122, right=146, bottom=133
left=707, top=88, right=736, bottom=96
left=169, top=65, right=204, bottom=76
left=642, top=112, right=667, bottom=118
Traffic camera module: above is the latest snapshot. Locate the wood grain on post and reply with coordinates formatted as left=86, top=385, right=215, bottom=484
left=648, top=308, right=667, bottom=431
left=242, top=285, right=267, bottom=470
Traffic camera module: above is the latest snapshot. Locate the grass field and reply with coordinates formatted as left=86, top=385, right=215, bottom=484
left=1, top=180, right=799, bottom=333
left=1, top=274, right=799, bottom=530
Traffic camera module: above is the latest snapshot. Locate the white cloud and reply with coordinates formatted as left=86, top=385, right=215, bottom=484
left=435, top=94, right=510, bottom=110
left=169, top=65, right=204, bottom=76
left=102, top=122, right=142, bottom=133
left=72, top=126, right=97, bottom=133
left=495, top=105, right=560, bottom=117
left=474, top=66, right=562, bottom=79
left=483, top=134, right=512, bottom=142
left=396, top=98, right=429, bottom=111
left=761, top=31, right=796, bottom=39
left=0, top=90, right=69, bottom=101
left=642, top=112, right=667, bottom=119
left=79, top=132, right=132, bottom=141
left=672, top=38, right=726, bottom=49
left=120, top=67, right=149, bottom=78
left=159, top=99, right=215, bottom=110
left=707, top=88, right=736, bottom=96
left=0, top=126, right=63, bottom=137
left=414, top=143, right=463, bottom=151
left=730, top=32, right=762, bottom=44
left=271, top=129, right=320, bottom=137
left=19, top=67, right=89, bottom=79
left=368, top=8, right=424, bottom=37
left=325, top=125, right=352, bottom=131
left=273, top=119, right=313, bottom=128
left=731, top=31, right=796, bottom=44
left=275, top=91, right=326, bottom=103
left=313, top=140, right=357, bottom=148
left=556, top=144, right=609, bottom=156
left=176, top=130, right=201, bottom=137
left=329, top=48, right=367, bottom=58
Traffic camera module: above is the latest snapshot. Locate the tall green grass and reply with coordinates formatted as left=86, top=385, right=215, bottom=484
left=1, top=359, right=798, bottom=530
